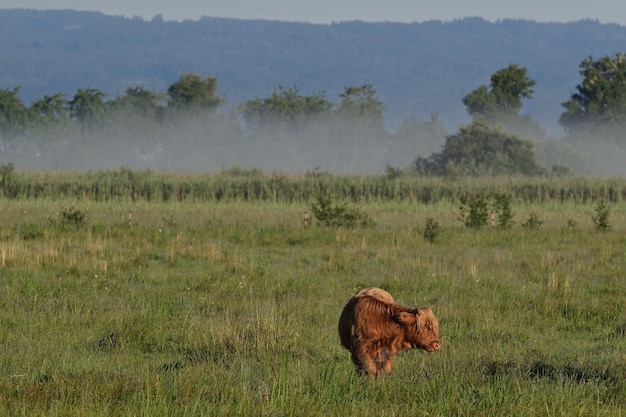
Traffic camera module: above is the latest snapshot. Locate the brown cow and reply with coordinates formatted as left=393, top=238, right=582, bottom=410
left=338, top=287, right=440, bottom=378
left=352, top=287, right=395, bottom=304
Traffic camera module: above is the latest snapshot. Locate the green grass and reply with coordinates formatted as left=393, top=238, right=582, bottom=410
left=0, top=198, right=624, bottom=416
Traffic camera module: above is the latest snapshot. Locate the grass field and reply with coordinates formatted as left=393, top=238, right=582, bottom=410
left=0, top=188, right=625, bottom=416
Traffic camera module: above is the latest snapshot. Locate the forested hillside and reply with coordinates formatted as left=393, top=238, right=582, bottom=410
left=1, top=9, right=626, bottom=132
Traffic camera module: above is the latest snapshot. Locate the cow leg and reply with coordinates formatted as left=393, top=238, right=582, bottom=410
left=371, top=347, right=393, bottom=375
left=350, top=352, right=365, bottom=375
left=382, top=350, right=395, bottom=375
left=374, top=348, right=388, bottom=375
left=362, top=355, right=378, bottom=377
left=362, top=345, right=381, bottom=377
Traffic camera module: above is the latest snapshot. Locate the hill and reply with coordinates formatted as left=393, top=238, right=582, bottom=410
left=1, top=9, right=626, bottom=134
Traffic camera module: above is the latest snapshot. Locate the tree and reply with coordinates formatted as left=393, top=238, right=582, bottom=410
left=335, top=84, right=385, bottom=129
left=110, top=87, right=164, bottom=119
left=559, top=53, right=626, bottom=134
left=462, top=64, right=547, bottom=141
left=241, top=85, right=331, bottom=131
left=67, top=88, right=107, bottom=130
left=463, top=64, right=536, bottom=119
left=462, top=85, right=495, bottom=117
left=0, top=87, right=27, bottom=148
left=105, top=87, right=168, bottom=165
left=412, top=119, right=546, bottom=177
left=29, top=93, right=69, bottom=125
left=331, top=84, right=388, bottom=171
left=167, top=73, right=224, bottom=113
left=27, top=93, right=72, bottom=151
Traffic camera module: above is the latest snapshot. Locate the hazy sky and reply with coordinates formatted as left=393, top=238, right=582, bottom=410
left=2, top=0, right=626, bottom=25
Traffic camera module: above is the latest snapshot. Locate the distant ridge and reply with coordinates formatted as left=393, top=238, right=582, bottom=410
left=1, top=9, right=626, bottom=133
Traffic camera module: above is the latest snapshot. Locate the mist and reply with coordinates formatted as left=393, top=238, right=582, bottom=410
left=2, top=108, right=626, bottom=176
left=0, top=111, right=440, bottom=174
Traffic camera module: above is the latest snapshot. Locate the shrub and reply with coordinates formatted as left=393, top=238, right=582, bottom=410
left=309, top=196, right=374, bottom=228
left=384, top=164, right=404, bottom=180
left=521, top=212, right=543, bottom=230
left=592, top=201, right=611, bottom=231
left=413, top=119, right=546, bottom=177
left=459, top=194, right=489, bottom=228
left=492, top=193, right=514, bottom=229
left=49, top=206, right=88, bottom=230
left=422, top=217, right=441, bottom=243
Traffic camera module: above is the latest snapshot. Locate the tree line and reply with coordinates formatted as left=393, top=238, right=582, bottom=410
left=1, top=53, right=626, bottom=175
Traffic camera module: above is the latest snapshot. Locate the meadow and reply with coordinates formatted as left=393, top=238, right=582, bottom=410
left=0, top=171, right=625, bottom=416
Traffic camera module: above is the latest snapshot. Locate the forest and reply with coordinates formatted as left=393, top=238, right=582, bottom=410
left=1, top=56, right=626, bottom=175
left=3, top=10, right=626, bottom=131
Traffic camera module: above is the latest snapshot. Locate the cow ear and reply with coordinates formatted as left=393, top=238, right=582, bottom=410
left=393, top=311, right=417, bottom=326
left=417, top=307, right=433, bottom=315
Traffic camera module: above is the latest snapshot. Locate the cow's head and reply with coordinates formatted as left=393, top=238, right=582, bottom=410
left=394, top=307, right=440, bottom=352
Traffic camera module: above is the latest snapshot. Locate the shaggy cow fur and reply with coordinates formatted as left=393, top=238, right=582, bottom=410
left=353, top=287, right=395, bottom=304
left=338, top=287, right=440, bottom=378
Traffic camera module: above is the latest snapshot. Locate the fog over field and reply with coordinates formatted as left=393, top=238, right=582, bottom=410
left=3, top=110, right=626, bottom=176
left=1, top=114, right=429, bottom=174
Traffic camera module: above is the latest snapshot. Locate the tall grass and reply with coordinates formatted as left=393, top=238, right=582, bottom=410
left=2, top=167, right=626, bottom=203
left=0, top=192, right=624, bottom=415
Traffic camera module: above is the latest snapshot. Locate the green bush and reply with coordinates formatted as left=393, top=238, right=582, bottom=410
left=309, top=195, right=374, bottom=228
left=422, top=217, right=441, bottom=243
left=492, top=193, right=514, bottom=229
left=48, top=205, right=88, bottom=229
left=521, top=212, right=543, bottom=230
left=384, top=164, right=404, bottom=180
left=592, top=201, right=611, bottom=231
left=459, top=194, right=489, bottom=228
